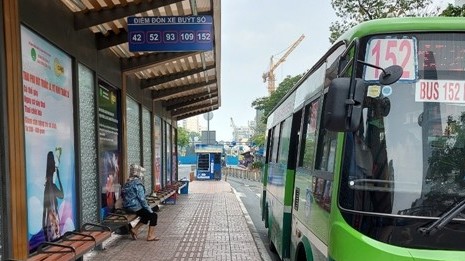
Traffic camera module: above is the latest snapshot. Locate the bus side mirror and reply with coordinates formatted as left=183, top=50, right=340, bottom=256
left=324, top=78, right=367, bottom=132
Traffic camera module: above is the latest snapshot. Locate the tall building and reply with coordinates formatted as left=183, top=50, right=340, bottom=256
left=179, top=116, right=203, bottom=133
left=235, top=123, right=254, bottom=143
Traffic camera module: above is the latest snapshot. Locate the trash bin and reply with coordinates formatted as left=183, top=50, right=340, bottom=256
left=180, top=180, right=189, bottom=194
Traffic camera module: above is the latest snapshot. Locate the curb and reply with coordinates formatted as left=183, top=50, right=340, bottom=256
left=231, top=186, right=272, bottom=261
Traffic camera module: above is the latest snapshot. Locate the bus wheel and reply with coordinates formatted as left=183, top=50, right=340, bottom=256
left=264, top=204, right=269, bottom=228
left=269, top=238, right=277, bottom=254
left=296, top=243, right=307, bottom=261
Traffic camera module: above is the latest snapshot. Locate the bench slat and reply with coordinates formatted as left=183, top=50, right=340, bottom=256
left=27, top=222, right=111, bottom=261
left=81, top=231, right=111, bottom=245
left=63, top=231, right=95, bottom=242
left=28, top=252, right=75, bottom=261
left=65, top=241, right=94, bottom=258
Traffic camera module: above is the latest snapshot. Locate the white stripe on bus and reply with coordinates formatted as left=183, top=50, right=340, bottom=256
left=284, top=205, right=292, bottom=213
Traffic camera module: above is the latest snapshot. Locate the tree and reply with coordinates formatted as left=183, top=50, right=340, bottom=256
left=440, top=4, right=465, bottom=17
left=185, top=131, right=201, bottom=155
left=250, top=74, right=303, bottom=155
left=188, top=131, right=201, bottom=141
left=329, top=0, right=439, bottom=43
left=251, top=74, right=303, bottom=123
left=177, top=127, right=190, bottom=155
left=250, top=121, right=266, bottom=148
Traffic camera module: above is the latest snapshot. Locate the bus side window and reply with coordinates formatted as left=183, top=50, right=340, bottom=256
left=315, top=44, right=345, bottom=172
left=298, top=101, right=320, bottom=169
left=271, top=125, right=281, bottom=163
left=310, top=104, right=338, bottom=213
left=277, top=118, right=293, bottom=165
left=310, top=44, right=344, bottom=212
left=315, top=109, right=338, bottom=172
left=265, top=128, right=274, bottom=164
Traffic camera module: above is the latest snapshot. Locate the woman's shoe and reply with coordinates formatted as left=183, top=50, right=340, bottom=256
left=129, top=222, right=143, bottom=240
left=129, top=228, right=137, bottom=240
left=147, top=226, right=158, bottom=241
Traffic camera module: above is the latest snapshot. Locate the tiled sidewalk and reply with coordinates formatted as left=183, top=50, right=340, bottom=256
left=84, top=180, right=264, bottom=261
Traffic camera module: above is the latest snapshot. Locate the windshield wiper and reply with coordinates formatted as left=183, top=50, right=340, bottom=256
left=418, top=198, right=465, bottom=236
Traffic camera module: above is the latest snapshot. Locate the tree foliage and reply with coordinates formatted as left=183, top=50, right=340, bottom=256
left=250, top=124, right=266, bottom=147
left=440, top=4, right=465, bottom=17
left=251, top=74, right=303, bottom=123
left=177, top=127, right=190, bottom=148
left=189, top=131, right=201, bottom=140
left=329, top=0, right=439, bottom=43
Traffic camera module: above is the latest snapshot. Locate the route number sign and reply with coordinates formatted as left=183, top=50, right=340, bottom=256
left=128, top=15, right=213, bottom=52
left=364, top=38, right=417, bottom=82
left=416, top=80, right=465, bottom=103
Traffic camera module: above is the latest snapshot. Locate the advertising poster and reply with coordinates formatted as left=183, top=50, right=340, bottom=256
left=98, top=84, right=120, bottom=218
left=21, top=26, right=77, bottom=251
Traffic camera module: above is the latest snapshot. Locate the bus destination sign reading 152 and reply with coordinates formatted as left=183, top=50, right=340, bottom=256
left=127, top=15, right=213, bottom=52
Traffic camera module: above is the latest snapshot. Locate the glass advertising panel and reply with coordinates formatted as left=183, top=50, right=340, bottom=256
left=154, top=116, right=162, bottom=190
left=98, top=83, right=121, bottom=218
left=126, top=97, right=141, bottom=169
left=172, top=127, right=177, bottom=182
left=166, top=123, right=172, bottom=184
left=142, top=108, right=153, bottom=192
left=21, top=26, right=77, bottom=251
left=78, top=64, right=98, bottom=224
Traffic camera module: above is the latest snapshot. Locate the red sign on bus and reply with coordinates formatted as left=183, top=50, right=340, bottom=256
left=416, top=79, right=465, bottom=103
left=364, top=38, right=417, bottom=82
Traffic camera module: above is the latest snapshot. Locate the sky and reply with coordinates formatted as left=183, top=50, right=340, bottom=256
left=205, top=0, right=453, bottom=142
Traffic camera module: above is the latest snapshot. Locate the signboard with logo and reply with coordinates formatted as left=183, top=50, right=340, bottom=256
left=21, top=25, right=77, bottom=252
left=98, top=84, right=120, bottom=218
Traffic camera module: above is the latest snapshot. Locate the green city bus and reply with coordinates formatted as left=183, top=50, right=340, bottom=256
left=261, top=17, right=465, bottom=261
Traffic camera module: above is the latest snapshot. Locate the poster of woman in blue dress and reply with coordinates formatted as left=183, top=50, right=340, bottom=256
left=42, top=148, right=64, bottom=241
left=21, top=26, right=77, bottom=252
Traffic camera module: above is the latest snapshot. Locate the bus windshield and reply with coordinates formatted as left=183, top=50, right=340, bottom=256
left=340, top=33, right=465, bottom=218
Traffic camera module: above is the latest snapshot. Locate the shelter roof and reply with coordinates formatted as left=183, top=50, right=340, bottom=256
left=60, top=0, right=221, bottom=120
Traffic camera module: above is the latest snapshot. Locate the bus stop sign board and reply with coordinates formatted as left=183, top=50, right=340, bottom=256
left=127, top=15, right=213, bottom=52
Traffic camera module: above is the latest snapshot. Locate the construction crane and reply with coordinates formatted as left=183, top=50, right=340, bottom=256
left=230, top=117, right=238, bottom=142
left=262, top=34, right=305, bottom=94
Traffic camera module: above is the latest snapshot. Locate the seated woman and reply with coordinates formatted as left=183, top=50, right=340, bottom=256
left=121, top=164, right=159, bottom=241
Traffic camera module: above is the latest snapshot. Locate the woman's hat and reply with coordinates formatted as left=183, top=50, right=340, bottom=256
left=130, top=164, right=145, bottom=177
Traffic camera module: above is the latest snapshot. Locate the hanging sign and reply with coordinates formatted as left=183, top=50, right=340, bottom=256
left=128, top=15, right=213, bottom=52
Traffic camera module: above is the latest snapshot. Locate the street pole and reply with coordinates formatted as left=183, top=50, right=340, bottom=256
left=207, top=117, right=210, bottom=144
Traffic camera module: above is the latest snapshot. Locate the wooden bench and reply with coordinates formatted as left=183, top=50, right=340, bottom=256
left=102, top=208, right=138, bottom=232
left=27, top=223, right=111, bottom=261
left=153, top=181, right=186, bottom=205
left=102, top=182, right=186, bottom=231
left=102, top=196, right=160, bottom=232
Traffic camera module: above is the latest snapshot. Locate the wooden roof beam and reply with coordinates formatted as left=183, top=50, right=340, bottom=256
left=163, top=89, right=217, bottom=107
left=96, top=29, right=128, bottom=50
left=168, top=98, right=216, bottom=112
left=121, top=51, right=198, bottom=73
left=74, top=0, right=183, bottom=30
left=151, top=77, right=216, bottom=100
left=166, top=91, right=218, bottom=111
left=141, top=63, right=215, bottom=89
left=172, top=103, right=218, bottom=117
left=176, top=107, right=217, bottom=121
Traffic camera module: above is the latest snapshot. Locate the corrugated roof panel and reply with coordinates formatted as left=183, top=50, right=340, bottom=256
left=59, top=0, right=221, bottom=119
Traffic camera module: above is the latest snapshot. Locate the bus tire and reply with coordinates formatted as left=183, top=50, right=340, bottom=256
left=296, top=243, right=307, bottom=261
left=269, top=238, right=277, bottom=254
left=264, top=203, right=269, bottom=228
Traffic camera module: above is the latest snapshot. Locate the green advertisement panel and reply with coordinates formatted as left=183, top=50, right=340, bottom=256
left=98, top=84, right=121, bottom=218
